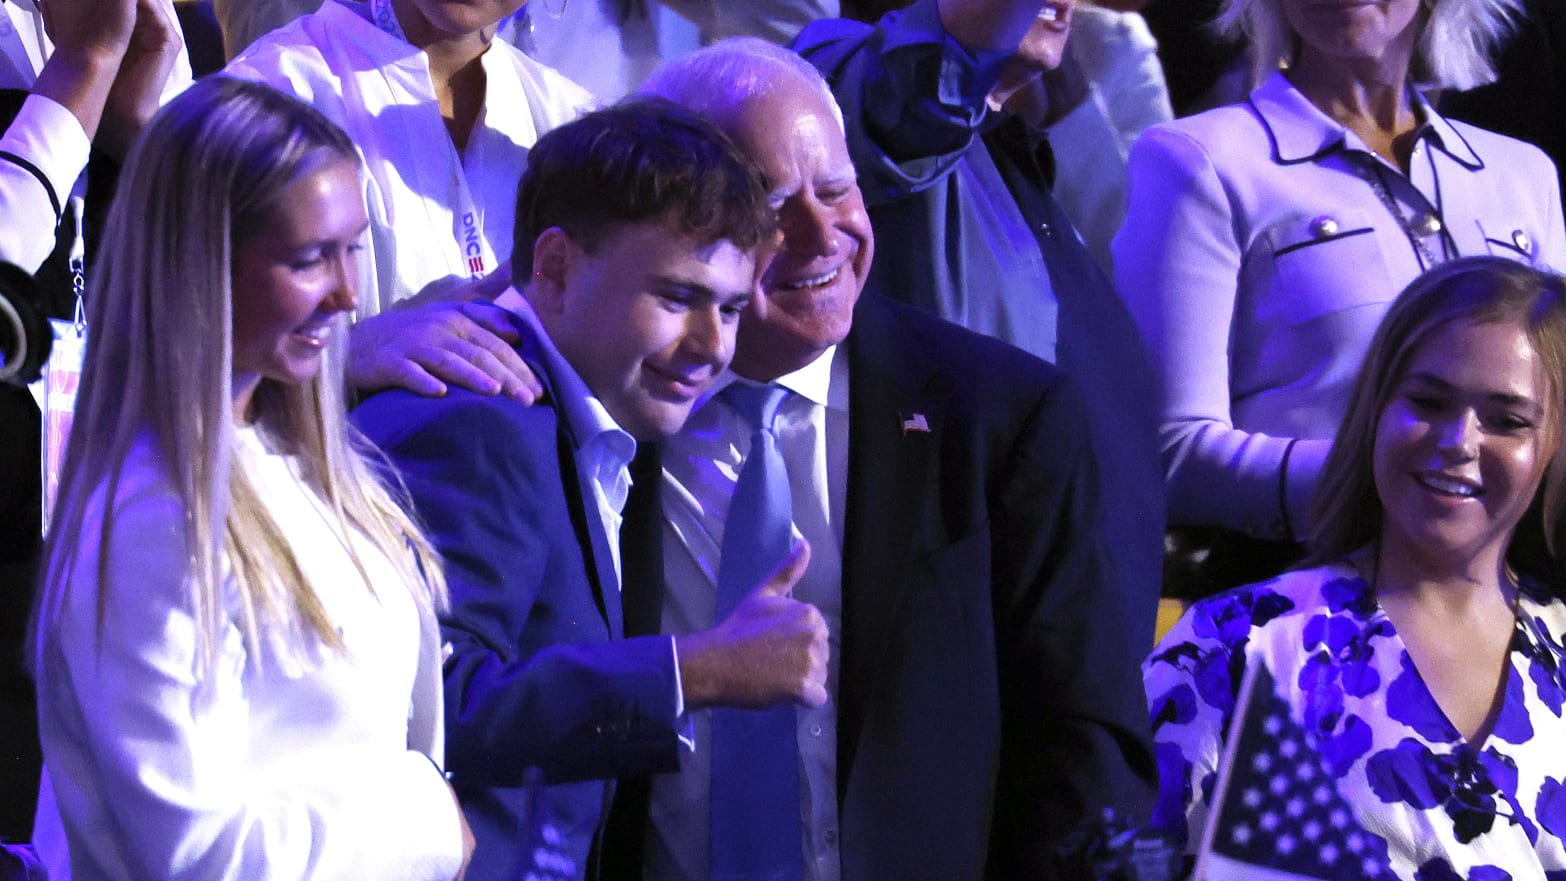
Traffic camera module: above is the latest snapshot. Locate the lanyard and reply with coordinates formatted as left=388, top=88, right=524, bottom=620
left=68, top=194, right=85, bottom=328
left=367, top=0, right=408, bottom=41
left=34, top=196, right=88, bottom=536
left=367, top=0, right=492, bottom=279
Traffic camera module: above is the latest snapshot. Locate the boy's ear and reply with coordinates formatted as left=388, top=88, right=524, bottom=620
left=528, top=227, right=576, bottom=313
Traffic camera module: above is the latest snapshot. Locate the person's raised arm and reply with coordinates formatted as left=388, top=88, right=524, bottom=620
left=0, top=0, right=139, bottom=270
left=95, top=0, right=184, bottom=158
left=28, top=0, right=136, bottom=142
left=792, top=0, right=1046, bottom=205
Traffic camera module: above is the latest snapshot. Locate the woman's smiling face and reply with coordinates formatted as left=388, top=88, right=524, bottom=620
left=1373, top=318, right=1556, bottom=572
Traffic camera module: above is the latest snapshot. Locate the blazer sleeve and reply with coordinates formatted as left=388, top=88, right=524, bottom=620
left=40, top=474, right=463, bottom=881
left=356, top=392, right=682, bottom=788
left=1539, top=153, right=1566, bottom=272
left=1113, top=124, right=1330, bottom=539
left=791, top=0, right=1010, bottom=207
left=987, top=371, right=1160, bottom=877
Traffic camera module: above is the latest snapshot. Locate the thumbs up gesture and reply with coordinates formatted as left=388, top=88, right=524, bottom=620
left=676, top=540, right=831, bottom=710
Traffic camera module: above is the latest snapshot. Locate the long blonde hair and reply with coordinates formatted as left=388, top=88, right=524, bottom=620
left=34, top=77, right=446, bottom=677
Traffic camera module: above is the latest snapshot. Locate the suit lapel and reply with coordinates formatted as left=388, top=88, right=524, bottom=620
left=516, top=322, right=624, bottom=639
left=557, top=429, right=624, bottom=639
left=837, top=295, right=944, bottom=792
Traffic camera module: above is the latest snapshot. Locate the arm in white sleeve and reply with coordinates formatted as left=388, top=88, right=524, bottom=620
left=0, top=94, right=89, bottom=271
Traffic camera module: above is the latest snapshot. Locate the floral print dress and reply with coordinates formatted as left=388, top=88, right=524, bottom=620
left=1144, top=560, right=1566, bottom=881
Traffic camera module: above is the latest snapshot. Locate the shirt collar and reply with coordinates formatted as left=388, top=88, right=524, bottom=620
left=704, top=344, right=845, bottom=413
left=1410, top=88, right=1483, bottom=169
left=495, top=287, right=636, bottom=463
left=1250, top=70, right=1483, bottom=170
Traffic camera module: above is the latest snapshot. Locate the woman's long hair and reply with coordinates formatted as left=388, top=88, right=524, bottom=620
left=1307, top=256, right=1566, bottom=575
left=34, top=77, right=445, bottom=678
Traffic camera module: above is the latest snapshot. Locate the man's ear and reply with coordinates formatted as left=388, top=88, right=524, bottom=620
left=528, top=227, right=576, bottom=314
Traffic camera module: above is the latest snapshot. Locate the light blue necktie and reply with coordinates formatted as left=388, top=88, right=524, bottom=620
left=710, top=382, right=802, bottom=881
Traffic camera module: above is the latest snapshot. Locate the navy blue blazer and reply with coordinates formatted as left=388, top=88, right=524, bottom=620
left=354, top=318, right=682, bottom=881
left=607, top=294, right=1158, bottom=881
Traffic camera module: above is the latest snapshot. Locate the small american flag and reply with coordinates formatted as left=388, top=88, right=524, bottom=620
left=1197, top=662, right=1397, bottom=881
left=901, top=412, right=930, bottom=434
left=468, top=255, right=486, bottom=276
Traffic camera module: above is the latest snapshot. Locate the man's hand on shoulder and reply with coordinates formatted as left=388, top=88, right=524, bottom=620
left=347, top=300, right=543, bottom=403
left=676, top=541, right=830, bottom=710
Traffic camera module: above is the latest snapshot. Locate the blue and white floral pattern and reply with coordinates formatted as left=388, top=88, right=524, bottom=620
left=1145, top=561, right=1566, bottom=879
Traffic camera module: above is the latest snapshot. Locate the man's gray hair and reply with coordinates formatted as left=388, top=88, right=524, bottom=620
left=637, top=36, right=846, bottom=133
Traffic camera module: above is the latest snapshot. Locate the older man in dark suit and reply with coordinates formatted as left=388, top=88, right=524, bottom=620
left=608, top=37, right=1158, bottom=881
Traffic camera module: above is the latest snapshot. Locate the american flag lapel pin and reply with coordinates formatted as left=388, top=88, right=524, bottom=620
left=901, top=412, right=930, bottom=434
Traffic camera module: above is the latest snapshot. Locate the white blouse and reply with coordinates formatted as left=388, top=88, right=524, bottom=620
left=32, top=428, right=460, bottom=881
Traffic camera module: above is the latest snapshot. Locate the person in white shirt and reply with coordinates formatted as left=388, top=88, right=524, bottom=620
left=30, top=76, right=475, bottom=881
left=226, top=0, right=594, bottom=404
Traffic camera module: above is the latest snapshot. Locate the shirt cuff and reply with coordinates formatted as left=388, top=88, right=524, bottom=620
left=670, top=636, right=696, bottom=752
left=0, top=93, right=91, bottom=214
left=1284, top=438, right=1332, bottom=540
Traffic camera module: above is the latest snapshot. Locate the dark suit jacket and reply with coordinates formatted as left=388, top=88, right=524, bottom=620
left=793, top=6, right=1166, bottom=658
left=353, top=318, right=682, bottom=881
left=608, top=294, right=1158, bottom=881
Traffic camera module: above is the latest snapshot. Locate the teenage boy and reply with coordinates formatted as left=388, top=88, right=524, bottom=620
left=354, top=100, right=830, bottom=881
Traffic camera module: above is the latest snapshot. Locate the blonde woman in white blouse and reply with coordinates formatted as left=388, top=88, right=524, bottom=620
left=29, top=77, right=474, bottom=881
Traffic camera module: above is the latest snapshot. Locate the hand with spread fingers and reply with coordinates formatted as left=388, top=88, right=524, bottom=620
left=346, top=299, right=544, bottom=403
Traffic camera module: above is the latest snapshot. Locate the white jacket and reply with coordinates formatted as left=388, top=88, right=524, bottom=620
left=227, top=0, right=594, bottom=314
left=32, top=428, right=459, bottom=881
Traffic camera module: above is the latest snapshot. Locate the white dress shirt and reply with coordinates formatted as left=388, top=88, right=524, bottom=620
left=1047, top=5, right=1172, bottom=279
left=649, top=344, right=849, bottom=881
